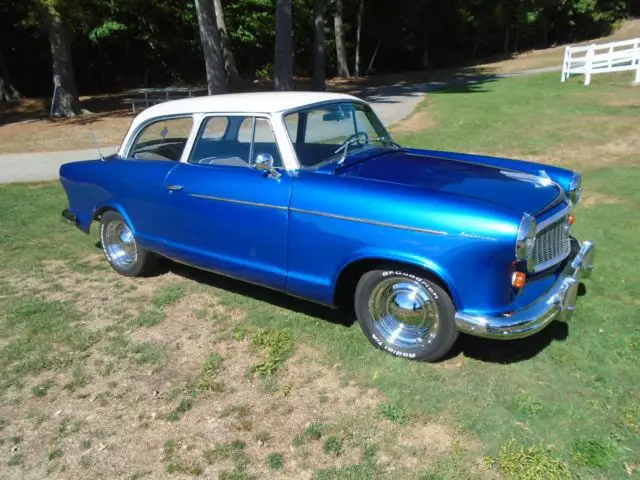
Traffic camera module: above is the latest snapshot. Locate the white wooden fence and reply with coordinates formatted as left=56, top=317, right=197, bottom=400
left=561, top=38, right=640, bottom=85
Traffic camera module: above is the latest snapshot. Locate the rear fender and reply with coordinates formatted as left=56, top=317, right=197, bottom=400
left=91, top=201, right=138, bottom=236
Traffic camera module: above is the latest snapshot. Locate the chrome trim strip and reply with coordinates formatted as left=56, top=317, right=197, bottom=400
left=290, top=207, right=448, bottom=236
left=190, top=194, right=288, bottom=211
left=536, top=205, right=570, bottom=232
left=455, top=239, right=595, bottom=340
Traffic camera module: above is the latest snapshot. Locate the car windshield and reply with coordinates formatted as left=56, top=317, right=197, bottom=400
left=283, top=101, right=396, bottom=169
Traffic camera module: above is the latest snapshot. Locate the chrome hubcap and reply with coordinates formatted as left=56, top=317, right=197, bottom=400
left=369, top=278, right=440, bottom=349
left=103, top=220, right=137, bottom=268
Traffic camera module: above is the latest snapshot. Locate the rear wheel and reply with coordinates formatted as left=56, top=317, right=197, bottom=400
left=355, top=268, right=458, bottom=361
left=99, top=211, right=157, bottom=277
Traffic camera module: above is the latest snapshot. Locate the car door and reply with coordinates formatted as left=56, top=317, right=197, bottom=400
left=115, top=115, right=194, bottom=250
left=160, top=115, right=291, bottom=290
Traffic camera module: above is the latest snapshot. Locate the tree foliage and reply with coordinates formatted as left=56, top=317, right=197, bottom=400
left=0, top=0, right=633, bottom=97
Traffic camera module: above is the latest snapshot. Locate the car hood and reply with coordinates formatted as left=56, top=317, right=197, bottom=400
left=338, top=150, right=564, bottom=215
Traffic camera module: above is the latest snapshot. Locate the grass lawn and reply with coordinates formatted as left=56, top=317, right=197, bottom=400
left=1, top=72, right=639, bottom=479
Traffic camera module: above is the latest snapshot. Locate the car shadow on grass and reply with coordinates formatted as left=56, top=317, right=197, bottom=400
left=446, top=321, right=569, bottom=364
left=164, top=259, right=570, bottom=364
left=165, top=260, right=356, bottom=328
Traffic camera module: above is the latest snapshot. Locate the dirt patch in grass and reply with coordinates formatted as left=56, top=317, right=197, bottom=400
left=581, top=191, right=626, bottom=207
left=390, top=104, right=437, bottom=134
left=502, top=123, right=640, bottom=172
left=0, top=114, right=132, bottom=154
left=1, top=265, right=487, bottom=479
left=3, top=257, right=178, bottom=332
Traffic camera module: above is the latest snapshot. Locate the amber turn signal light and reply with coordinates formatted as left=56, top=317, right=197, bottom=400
left=512, top=272, right=526, bottom=289
left=568, top=213, right=575, bottom=225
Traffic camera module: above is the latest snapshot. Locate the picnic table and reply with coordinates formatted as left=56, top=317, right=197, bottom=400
left=127, top=87, right=208, bottom=113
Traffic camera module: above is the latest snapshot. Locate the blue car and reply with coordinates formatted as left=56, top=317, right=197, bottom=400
left=60, top=92, right=595, bottom=361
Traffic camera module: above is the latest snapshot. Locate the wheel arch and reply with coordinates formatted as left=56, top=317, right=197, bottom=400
left=92, top=203, right=138, bottom=235
left=333, top=254, right=460, bottom=310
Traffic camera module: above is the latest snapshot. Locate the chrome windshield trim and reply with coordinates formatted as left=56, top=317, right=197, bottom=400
left=190, top=194, right=288, bottom=211
left=290, top=208, right=448, bottom=235
left=536, top=205, right=571, bottom=232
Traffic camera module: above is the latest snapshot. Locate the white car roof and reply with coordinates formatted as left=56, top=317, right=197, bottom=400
left=136, top=91, right=363, bottom=122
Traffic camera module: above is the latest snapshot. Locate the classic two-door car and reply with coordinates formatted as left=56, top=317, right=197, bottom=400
left=60, top=91, right=595, bottom=361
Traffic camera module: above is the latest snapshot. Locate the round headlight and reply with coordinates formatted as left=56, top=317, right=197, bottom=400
left=569, top=173, right=582, bottom=205
left=516, top=213, right=537, bottom=272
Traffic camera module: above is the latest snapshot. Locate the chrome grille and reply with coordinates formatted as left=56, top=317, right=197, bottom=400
left=532, top=217, right=571, bottom=272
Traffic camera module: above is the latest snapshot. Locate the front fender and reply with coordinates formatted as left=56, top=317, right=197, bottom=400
left=333, top=247, right=462, bottom=308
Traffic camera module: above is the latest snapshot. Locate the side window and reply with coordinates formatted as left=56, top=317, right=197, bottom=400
left=130, top=117, right=193, bottom=161
left=191, top=116, right=282, bottom=168
left=201, top=117, right=229, bottom=140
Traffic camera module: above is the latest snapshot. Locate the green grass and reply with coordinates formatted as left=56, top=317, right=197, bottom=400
left=379, top=402, right=409, bottom=425
left=153, top=283, right=188, bottom=309
left=394, top=72, right=640, bottom=159
left=166, top=397, right=194, bottom=422
left=266, top=452, right=284, bottom=470
left=250, top=328, right=295, bottom=377
left=0, top=73, right=639, bottom=478
left=203, top=440, right=246, bottom=464
left=486, top=440, right=573, bottom=480
left=163, top=439, right=204, bottom=475
left=323, top=436, right=342, bottom=456
left=31, top=379, right=56, bottom=397
left=293, top=421, right=324, bottom=446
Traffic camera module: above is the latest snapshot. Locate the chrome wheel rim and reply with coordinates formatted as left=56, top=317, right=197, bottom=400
left=103, top=220, right=137, bottom=268
left=369, top=278, right=440, bottom=349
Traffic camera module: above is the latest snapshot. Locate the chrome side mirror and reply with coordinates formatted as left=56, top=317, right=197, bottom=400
left=254, top=153, right=281, bottom=179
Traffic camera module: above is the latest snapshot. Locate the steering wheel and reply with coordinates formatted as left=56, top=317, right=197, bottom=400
left=334, top=131, right=369, bottom=155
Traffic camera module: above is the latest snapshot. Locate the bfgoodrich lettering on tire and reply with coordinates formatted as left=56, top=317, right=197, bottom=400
left=355, top=269, right=458, bottom=361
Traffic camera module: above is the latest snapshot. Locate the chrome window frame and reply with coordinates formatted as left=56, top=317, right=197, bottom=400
left=121, top=114, right=197, bottom=161
left=181, top=112, right=297, bottom=173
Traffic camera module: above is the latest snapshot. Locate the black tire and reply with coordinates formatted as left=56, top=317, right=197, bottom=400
left=354, top=268, right=458, bottom=361
left=99, top=210, right=157, bottom=277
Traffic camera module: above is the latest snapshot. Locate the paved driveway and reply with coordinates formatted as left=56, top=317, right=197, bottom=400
left=0, top=67, right=559, bottom=184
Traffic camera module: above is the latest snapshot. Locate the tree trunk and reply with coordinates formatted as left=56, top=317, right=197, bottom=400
left=541, top=22, right=549, bottom=47
left=503, top=26, right=510, bottom=55
left=365, top=39, right=380, bottom=75
left=312, top=0, right=326, bottom=91
left=46, top=7, right=81, bottom=117
left=0, top=50, right=21, bottom=103
left=354, top=0, right=364, bottom=76
left=194, top=0, right=228, bottom=95
left=274, top=0, right=294, bottom=91
left=334, top=0, right=349, bottom=77
left=213, top=0, right=243, bottom=89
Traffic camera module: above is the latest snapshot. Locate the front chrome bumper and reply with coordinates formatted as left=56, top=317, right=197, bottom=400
left=455, top=240, right=595, bottom=339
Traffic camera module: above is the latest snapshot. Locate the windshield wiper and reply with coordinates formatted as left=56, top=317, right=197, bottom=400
left=335, top=132, right=369, bottom=165
left=371, top=136, right=401, bottom=149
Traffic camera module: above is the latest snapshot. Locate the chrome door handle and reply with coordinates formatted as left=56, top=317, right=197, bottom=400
left=167, top=184, right=183, bottom=191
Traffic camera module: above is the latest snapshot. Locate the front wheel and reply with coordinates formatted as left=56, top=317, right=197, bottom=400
left=99, top=211, right=157, bottom=277
left=355, top=269, right=458, bottom=361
